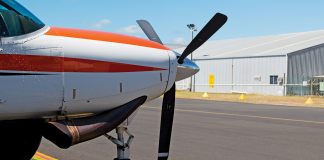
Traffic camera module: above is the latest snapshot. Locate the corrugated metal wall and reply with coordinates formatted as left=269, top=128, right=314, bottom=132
left=177, top=56, right=287, bottom=96
left=287, top=44, right=324, bottom=95
left=232, top=56, right=286, bottom=95
left=195, top=59, right=233, bottom=93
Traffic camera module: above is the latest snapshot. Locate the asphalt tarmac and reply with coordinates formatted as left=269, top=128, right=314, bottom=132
left=38, top=98, right=324, bottom=160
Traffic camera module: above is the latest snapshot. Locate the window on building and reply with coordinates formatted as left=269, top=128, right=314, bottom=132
left=270, top=75, right=279, bottom=84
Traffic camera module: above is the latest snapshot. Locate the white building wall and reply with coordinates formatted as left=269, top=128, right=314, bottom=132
left=177, top=56, right=287, bottom=96
left=232, top=56, right=287, bottom=95
left=196, top=59, right=233, bottom=93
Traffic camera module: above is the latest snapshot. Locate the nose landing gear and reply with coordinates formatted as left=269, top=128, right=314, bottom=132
left=105, top=126, right=134, bottom=160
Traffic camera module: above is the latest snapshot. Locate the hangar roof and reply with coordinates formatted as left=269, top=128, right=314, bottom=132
left=175, top=30, right=324, bottom=60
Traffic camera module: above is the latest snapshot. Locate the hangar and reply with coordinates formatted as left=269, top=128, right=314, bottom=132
left=176, top=30, right=324, bottom=96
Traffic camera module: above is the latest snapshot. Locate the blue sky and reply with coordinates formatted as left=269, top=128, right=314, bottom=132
left=17, top=0, right=324, bottom=45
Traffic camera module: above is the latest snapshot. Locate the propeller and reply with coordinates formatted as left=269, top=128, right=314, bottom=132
left=137, top=12, right=227, bottom=160
left=137, top=19, right=176, bottom=160
left=178, top=13, right=227, bottom=64
left=137, top=20, right=163, bottom=44
left=158, top=84, right=175, bottom=160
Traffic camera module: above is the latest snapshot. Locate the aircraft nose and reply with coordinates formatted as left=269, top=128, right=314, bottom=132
left=175, top=58, right=200, bottom=81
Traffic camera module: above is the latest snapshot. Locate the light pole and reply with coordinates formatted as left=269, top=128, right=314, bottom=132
left=187, top=24, right=197, bottom=92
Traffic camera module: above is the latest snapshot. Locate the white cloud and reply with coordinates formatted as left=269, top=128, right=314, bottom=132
left=118, top=25, right=142, bottom=34
left=172, top=37, right=186, bottom=45
left=92, top=19, right=111, bottom=29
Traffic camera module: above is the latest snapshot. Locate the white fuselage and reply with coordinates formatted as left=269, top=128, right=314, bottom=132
left=0, top=26, right=177, bottom=120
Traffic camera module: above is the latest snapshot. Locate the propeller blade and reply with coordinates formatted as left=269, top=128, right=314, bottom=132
left=158, top=84, right=176, bottom=160
left=136, top=20, right=163, bottom=44
left=178, top=13, right=228, bottom=64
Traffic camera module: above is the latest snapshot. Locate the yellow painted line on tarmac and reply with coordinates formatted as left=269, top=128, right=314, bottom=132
left=32, top=152, right=58, bottom=160
left=144, top=107, right=324, bottom=125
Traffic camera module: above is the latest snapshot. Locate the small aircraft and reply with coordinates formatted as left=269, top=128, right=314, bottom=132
left=0, top=0, right=227, bottom=159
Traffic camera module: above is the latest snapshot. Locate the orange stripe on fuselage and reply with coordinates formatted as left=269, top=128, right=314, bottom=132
left=46, top=27, right=170, bottom=50
left=0, top=54, right=166, bottom=72
left=34, top=152, right=58, bottom=160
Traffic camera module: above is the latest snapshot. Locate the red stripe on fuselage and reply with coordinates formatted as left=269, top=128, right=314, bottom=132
left=46, top=27, right=170, bottom=50
left=0, top=54, right=166, bottom=72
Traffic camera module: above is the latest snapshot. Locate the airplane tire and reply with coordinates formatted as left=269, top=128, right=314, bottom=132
left=0, top=120, right=42, bottom=160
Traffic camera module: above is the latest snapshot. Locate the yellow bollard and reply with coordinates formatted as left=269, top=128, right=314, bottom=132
left=305, top=97, right=314, bottom=105
left=239, top=94, right=246, bottom=100
left=202, top=92, right=209, bottom=98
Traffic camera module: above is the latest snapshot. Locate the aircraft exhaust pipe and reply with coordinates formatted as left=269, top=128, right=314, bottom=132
left=41, top=96, right=147, bottom=149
